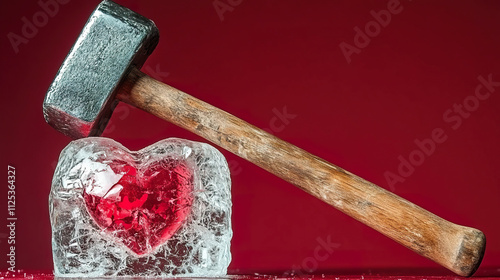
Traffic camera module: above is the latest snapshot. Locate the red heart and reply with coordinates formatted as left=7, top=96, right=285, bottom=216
left=83, top=153, right=194, bottom=256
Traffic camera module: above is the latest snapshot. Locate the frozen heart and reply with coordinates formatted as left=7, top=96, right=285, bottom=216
left=81, top=145, right=194, bottom=255
left=51, top=137, right=232, bottom=276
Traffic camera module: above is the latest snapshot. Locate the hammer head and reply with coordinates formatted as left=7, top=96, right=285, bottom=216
left=43, top=0, right=159, bottom=138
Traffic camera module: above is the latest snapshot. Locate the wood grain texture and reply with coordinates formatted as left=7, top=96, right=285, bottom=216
left=118, top=67, right=485, bottom=276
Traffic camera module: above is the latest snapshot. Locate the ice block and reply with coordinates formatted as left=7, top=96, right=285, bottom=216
left=49, top=137, right=232, bottom=277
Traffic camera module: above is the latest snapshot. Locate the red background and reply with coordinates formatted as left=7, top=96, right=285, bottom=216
left=1, top=0, right=500, bottom=277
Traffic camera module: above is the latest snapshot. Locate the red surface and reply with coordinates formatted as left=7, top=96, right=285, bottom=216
left=1, top=0, right=500, bottom=277
left=1, top=271, right=500, bottom=280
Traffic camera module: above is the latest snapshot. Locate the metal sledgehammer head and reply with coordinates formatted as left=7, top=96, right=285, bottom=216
left=43, top=0, right=159, bottom=138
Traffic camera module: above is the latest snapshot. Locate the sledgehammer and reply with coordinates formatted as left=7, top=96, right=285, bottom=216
left=43, top=1, right=485, bottom=276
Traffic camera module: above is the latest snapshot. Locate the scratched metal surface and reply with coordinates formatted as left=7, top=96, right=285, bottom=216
left=43, top=1, right=159, bottom=138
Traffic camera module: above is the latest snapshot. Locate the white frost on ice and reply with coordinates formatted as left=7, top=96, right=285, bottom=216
left=81, top=158, right=124, bottom=198
left=103, top=184, right=124, bottom=201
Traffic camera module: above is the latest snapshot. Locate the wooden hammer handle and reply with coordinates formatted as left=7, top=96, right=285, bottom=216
left=118, top=67, right=485, bottom=276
